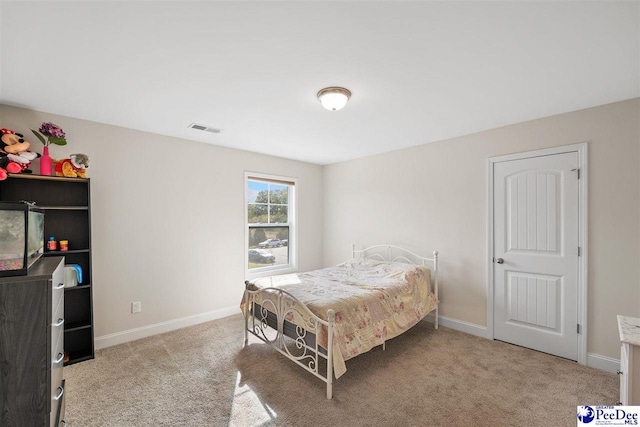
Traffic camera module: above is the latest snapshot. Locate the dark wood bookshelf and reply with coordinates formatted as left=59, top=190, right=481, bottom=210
left=0, top=174, right=94, bottom=366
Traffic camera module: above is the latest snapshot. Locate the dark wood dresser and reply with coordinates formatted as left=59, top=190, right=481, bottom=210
left=0, top=257, right=66, bottom=426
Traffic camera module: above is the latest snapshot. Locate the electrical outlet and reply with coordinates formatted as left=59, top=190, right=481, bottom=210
left=131, top=301, right=141, bottom=314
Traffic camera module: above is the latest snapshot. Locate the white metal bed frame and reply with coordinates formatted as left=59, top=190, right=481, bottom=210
left=242, top=244, right=439, bottom=399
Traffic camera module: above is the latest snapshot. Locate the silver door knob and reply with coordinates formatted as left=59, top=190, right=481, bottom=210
left=496, top=258, right=504, bottom=264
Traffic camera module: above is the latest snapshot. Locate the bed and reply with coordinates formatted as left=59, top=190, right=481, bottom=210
left=241, top=244, right=439, bottom=399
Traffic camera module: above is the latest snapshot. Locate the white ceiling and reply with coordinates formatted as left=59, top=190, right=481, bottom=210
left=1, top=1, right=638, bottom=165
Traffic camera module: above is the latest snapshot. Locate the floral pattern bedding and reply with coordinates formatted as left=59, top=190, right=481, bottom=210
left=244, top=258, right=438, bottom=378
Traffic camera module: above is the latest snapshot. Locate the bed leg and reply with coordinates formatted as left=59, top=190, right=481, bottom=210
left=327, top=309, right=335, bottom=399
left=435, top=307, right=439, bottom=330
left=243, top=284, right=250, bottom=346
left=382, top=341, right=386, bottom=351
left=243, top=319, right=248, bottom=346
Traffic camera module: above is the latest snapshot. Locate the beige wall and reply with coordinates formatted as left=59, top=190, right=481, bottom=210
left=323, top=98, right=640, bottom=359
left=0, top=104, right=324, bottom=338
left=2, top=99, right=638, bottom=360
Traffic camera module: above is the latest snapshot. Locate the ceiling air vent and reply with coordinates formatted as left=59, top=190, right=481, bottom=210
left=188, top=123, right=222, bottom=134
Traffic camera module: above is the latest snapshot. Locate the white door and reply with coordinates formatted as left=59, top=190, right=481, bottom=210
left=493, top=152, right=579, bottom=360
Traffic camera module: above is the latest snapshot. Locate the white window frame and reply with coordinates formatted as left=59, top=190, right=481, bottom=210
left=244, top=171, right=297, bottom=279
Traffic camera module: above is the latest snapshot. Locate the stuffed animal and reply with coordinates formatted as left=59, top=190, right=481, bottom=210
left=0, top=128, right=40, bottom=180
left=55, top=153, right=89, bottom=178
left=1, top=128, right=31, bottom=154
left=0, top=153, right=21, bottom=180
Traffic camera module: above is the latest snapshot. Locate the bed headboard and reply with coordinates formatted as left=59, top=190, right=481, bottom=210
left=352, top=244, right=439, bottom=301
left=352, top=244, right=437, bottom=267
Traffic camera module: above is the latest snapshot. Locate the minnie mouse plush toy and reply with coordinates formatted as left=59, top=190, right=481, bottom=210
left=0, top=128, right=40, bottom=180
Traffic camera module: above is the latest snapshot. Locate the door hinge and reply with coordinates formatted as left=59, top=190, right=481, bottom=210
left=578, top=246, right=582, bottom=257
left=572, top=168, right=581, bottom=179
left=577, top=323, right=581, bottom=334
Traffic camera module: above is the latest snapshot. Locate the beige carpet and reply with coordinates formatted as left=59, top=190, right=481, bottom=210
left=64, top=314, right=617, bottom=426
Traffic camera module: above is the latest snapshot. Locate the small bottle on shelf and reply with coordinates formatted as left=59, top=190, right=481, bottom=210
left=47, top=236, right=57, bottom=251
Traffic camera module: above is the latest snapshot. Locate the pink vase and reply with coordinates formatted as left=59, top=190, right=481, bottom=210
left=40, top=146, right=52, bottom=176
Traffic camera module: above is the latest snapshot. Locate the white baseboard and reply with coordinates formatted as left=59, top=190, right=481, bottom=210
left=424, top=314, right=618, bottom=372
left=587, top=352, right=620, bottom=373
left=424, top=313, right=489, bottom=338
left=95, top=305, right=241, bottom=350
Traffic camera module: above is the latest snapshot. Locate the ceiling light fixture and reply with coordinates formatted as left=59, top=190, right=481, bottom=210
left=317, top=87, right=351, bottom=111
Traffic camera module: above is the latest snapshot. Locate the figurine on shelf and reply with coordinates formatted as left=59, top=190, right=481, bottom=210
left=55, top=153, right=89, bottom=178
left=0, top=128, right=40, bottom=180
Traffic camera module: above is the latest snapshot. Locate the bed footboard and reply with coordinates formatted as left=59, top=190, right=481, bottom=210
left=243, top=282, right=336, bottom=399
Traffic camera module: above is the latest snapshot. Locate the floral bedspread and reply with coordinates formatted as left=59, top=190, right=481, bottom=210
left=244, top=258, right=438, bottom=378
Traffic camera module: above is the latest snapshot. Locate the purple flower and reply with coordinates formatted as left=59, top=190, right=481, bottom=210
left=38, top=122, right=66, bottom=138
left=31, top=122, right=68, bottom=146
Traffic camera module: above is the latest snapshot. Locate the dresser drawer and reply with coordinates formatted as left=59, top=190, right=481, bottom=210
left=52, top=324, right=64, bottom=368
left=51, top=277, right=64, bottom=340
left=51, top=311, right=65, bottom=344
left=50, top=379, right=65, bottom=427
left=54, top=379, right=66, bottom=427
left=51, top=262, right=64, bottom=324
left=51, top=359, right=64, bottom=406
left=52, top=292, right=64, bottom=326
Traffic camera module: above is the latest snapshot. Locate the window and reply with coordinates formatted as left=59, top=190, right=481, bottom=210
left=245, top=173, right=296, bottom=276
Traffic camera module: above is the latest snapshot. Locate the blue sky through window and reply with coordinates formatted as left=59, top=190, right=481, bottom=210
left=247, top=180, right=268, bottom=203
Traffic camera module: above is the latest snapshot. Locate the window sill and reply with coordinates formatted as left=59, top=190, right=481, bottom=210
left=245, top=265, right=297, bottom=281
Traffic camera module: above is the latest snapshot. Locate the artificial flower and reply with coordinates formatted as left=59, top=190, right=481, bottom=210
left=31, top=122, right=67, bottom=146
